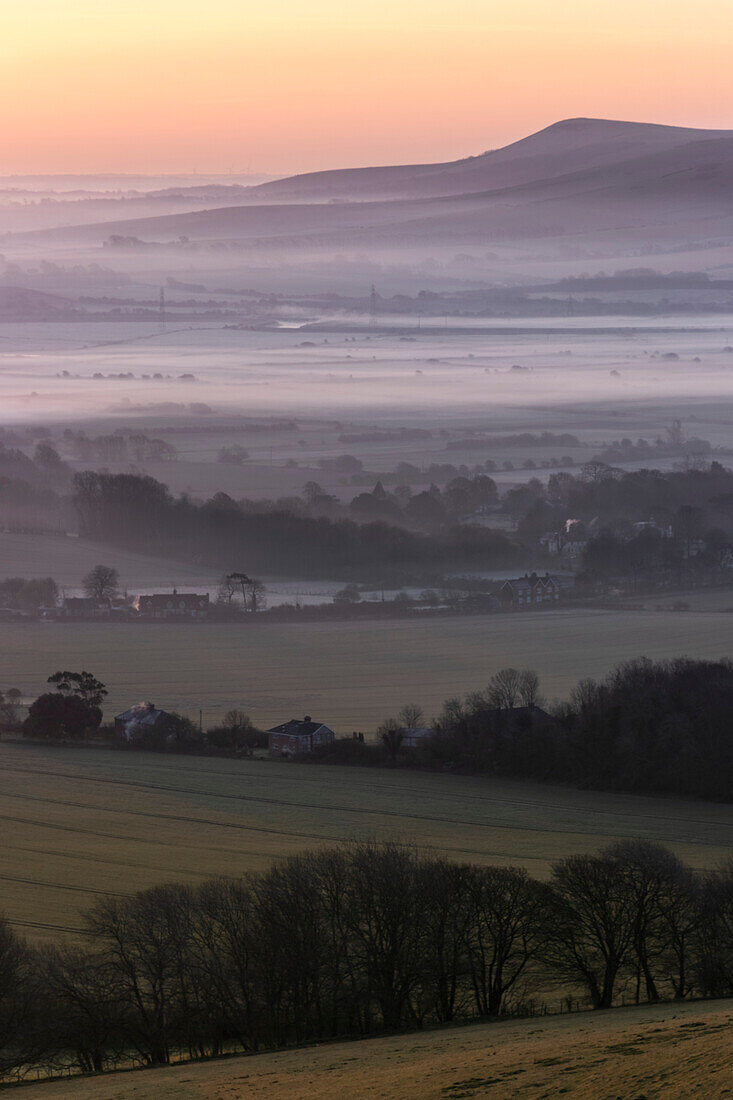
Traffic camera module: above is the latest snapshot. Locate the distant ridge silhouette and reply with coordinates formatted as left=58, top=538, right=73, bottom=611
left=21, top=118, right=733, bottom=270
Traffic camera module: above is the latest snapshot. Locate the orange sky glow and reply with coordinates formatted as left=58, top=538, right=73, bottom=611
left=2, top=0, right=732, bottom=174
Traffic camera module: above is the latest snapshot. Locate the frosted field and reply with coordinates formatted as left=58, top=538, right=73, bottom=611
left=17, top=999, right=733, bottom=1100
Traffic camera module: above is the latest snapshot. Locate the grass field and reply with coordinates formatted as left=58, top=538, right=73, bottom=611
left=1, top=605, right=733, bottom=730
left=0, top=740, right=729, bottom=942
left=15, top=998, right=733, bottom=1098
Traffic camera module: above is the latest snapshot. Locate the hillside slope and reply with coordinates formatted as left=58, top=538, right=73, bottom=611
left=15, top=998, right=733, bottom=1099
left=15, top=117, right=733, bottom=269
left=249, top=117, right=733, bottom=201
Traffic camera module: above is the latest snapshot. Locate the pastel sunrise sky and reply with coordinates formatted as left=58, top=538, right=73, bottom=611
left=3, top=0, right=732, bottom=174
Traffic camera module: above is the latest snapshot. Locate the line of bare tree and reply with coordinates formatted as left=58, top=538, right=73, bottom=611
left=0, top=840, right=731, bottom=1080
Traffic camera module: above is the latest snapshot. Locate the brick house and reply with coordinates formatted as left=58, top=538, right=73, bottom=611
left=499, top=572, right=561, bottom=609
left=268, top=716, right=336, bottom=756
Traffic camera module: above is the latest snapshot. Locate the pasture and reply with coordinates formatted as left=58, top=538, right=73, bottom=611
left=0, top=740, right=729, bottom=942
left=1, top=606, right=733, bottom=729
left=15, top=997, right=733, bottom=1099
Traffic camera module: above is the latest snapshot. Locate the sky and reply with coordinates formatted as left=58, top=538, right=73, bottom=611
left=2, top=0, right=732, bottom=175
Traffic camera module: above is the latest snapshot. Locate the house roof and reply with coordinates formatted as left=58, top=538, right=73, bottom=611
left=138, top=592, right=209, bottom=609
left=502, top=579, right=533, bottom=592
left=502, top=573, right=560, bottom=592
left=115, top=702, right=167, bottom=725
left=268, top=718, right=332, bottom=737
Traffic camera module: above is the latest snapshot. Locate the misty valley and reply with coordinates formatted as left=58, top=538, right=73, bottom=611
left=0, top=113, right=732, bottom=1097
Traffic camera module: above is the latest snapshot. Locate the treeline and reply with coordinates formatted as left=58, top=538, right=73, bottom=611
left=516, top=462, right=733, bottom=542
left=0, top=441, right=72, bottom=532
left=0, top=841, right=731, bottom=1079
left=445, top=430, right=580, bottom=451
left=0, top=576, right=58, bottom=612
left=593, top=436, right=712, bottom=466
left=62, top=430, right=176, bottom=464
left=71, top=471, right=520, bottom=577
left=430, top=658, right=733, bottom=800
left=315, top=659, right=733, bottom=802
left=580, top=526, right=729, bottom=588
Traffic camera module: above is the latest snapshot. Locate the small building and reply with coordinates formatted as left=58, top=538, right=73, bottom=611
left=268, top=716, right=336, bottom=756
left=61, top=596, right=111, bottom=619
left=136, top=590, right=209, bottom=619
left=114, top=701, right=169, bottom=741
left=400, top=726, right=435, bottom=749
left=499, top=573, right=561, bottom=609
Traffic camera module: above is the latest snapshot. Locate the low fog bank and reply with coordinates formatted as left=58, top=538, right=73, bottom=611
left=1, top=320, right=733, bottom=430
left=4, top=118, right=733, bottom=312
left=0, top=172, right=272, bottom=234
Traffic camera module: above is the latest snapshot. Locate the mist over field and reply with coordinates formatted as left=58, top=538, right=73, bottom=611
left=3, top=118, right=733, bottom=435
left=2, top=319, right=733, bottom=427
left=1, top=104, right=733, bottom=1096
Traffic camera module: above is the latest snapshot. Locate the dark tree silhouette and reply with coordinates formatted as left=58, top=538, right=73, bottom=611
left=47, top=670, right=107, bottom=707
left=82, top=564, right=119, bottom=601
left=24, top=693, right=102, bottom=740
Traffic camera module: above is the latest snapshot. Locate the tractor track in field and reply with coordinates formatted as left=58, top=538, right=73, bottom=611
left=0, top=806, right=579, bottom=868
left=0, top=800, right=338, bottom=845
left=7, top=918, right=88, bottom=936
left=0, top=871, right=131, bottom=897
left=1, top=762, right=731, bottom=843
left=1, top=841, right=222, bottom=878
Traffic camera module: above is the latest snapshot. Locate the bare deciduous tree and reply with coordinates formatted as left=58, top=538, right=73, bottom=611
left=82, top=564, right=119, bottom=601
left=246, top=579, right=267, bottom=613
left=397, top=703, right=424, bottom=729
left=487, top=668, right=522, bottom=710
left=545, top=854, right=637, bottom=1009
left=379, top=719, right=404, bottom=762
left=40, top=946, right=122, bottom=1073
left=216, top=574, right=239, bottom=605
left=517, top=669, right=542, bottom=709
left=87, top=886, right=197, bottom=1065
left=602, top=840, right=698, bottom=1004
left=464, top=865, right=550, bottom=1017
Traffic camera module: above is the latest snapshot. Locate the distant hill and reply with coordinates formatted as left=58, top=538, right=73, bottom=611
left=13, top=118, right=733, bottom=274
left=0, top=286, right=79, bottom=319
left=246, top=117, right=733, bottom=201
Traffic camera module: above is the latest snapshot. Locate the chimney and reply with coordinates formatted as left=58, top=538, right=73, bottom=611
left=304, top=715, right=312, bottom=723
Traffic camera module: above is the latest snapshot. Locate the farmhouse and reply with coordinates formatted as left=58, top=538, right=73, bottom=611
left=268, top=716, right=336, bottom=756
left=499, top=573, right=561, bottom=609
left=136, top=590, right=209, bottom=619
left=114, top=701, right=170, bottom=741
